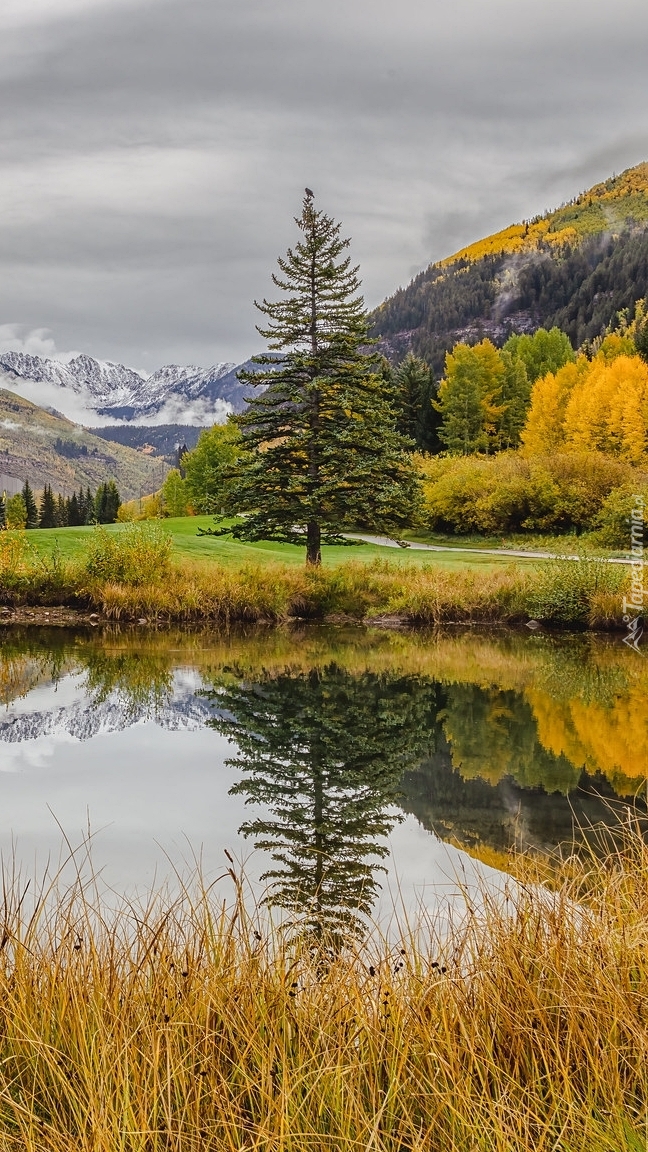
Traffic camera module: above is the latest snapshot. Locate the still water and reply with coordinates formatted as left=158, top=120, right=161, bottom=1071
left=0, top=624, right=645, bottom=931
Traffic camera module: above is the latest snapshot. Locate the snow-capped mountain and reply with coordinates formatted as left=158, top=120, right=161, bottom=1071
left=0, top=671, right=221, bottom=744
left=0, top=350, right=262, bottom=426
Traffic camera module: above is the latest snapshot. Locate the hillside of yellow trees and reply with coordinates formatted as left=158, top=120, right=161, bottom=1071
left=441, top=163, right=648, bottom=268
left=373, top=161, right=648, bottom=375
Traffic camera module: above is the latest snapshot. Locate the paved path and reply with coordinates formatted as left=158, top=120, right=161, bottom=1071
left=345, top=533, right=635, bottom=565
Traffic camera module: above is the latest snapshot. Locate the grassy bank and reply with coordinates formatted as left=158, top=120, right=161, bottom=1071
left=0, top=523, right=629, bottom=628
left=0, top=826, right=647, bottom=1150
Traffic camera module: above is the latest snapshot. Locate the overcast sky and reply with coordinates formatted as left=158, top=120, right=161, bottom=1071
left=1, top=0, right=647, bottom=372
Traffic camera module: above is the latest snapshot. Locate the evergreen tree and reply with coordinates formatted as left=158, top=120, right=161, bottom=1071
left=176, top=443, right=190, bottom=478
left=96, top=480, right=121, bottom=524
left=207, top=665, right=438, bottom=943
left=95, top=483, right=107, bottom=524
left=214, top=194, right=422, bottom=565
left=55, top=494, right=68, bottom=527
left=68, top=491, right=82, bottom=526
left=22, top=480, right=39, bottom=529
left=84, top=487, right=96, bottom=524
left=0, top=492, right=5, bottom=529
left=394, top=352, right=441, bottom=453
left=39, top=484, right=56, bottom=528
left=635, top=315, right=648, bottom=365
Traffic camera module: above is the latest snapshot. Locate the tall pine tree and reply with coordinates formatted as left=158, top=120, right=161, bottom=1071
left=68, top=491, right=82, bottom=526
left=95, top=480, right=121, bottom=524
left=39, top=484, right=56, bottom=528
left=55, top=494, right=68, bottom=527
left=84, top=487, right=96, bottom=524
left=22, top=480, right=39, bottom=529
left=394, top=352, right=441, bottom=453
left=215, top=193, right=421, bottom=565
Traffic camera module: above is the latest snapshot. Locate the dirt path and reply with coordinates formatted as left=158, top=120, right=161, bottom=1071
left=345, top=534, right=633, bottom=565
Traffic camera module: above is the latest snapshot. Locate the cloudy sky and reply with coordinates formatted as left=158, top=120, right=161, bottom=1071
left=1, top=0, right=647, bottom=372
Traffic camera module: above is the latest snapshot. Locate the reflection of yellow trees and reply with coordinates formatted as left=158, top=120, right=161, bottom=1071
left=440, top=685, right=581, bottom=793
left=527, top=687, right=648, bottom=795
left=0, top=632, right=72, bottom=705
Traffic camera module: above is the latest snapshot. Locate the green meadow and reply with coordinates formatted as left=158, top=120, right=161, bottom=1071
left=25, top=516, right=539, bottom=571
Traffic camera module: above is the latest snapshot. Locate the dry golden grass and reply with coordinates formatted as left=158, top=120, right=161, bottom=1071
left=0, top=523, right=632, bottom=629
left=0, top=825, right=647, bottom=1150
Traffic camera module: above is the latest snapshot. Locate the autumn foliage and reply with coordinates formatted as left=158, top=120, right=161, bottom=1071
left=523, top=345, right=648, bottom=464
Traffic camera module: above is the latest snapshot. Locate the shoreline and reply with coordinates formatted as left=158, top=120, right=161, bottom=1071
left=0, top=602, right=627, bottom=634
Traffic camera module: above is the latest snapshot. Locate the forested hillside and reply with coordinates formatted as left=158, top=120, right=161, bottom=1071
left=373, top=162, right=648, bottom=375
left=0, top=390, right=167, bottom=499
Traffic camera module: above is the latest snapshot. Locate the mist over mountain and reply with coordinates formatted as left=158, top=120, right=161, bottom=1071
left=372, top=162, right=648, bottom=375
left=0, top=352, right=260, bottom=427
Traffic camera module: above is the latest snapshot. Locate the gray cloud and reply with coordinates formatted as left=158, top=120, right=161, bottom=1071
left=1, top=0, right=647, bottom=369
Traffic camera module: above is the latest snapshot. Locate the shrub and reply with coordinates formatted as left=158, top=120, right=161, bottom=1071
left=5, top=493, right=27, bottom=530
left=593, top=484, right=648, bottom=548
left=0, top=531, right=30, bottom=586
left=82, top=523, right=173, bottom=586
left=526, top=553, right=626, bottom=624
left=117, top=493, right=164, bottom=521
left=420, top=450, right=641, bottom=536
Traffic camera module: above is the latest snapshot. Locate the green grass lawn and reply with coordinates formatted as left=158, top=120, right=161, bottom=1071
left=24, top=517, right=536, bottom=571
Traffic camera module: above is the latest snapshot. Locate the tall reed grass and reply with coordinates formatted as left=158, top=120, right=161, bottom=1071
left=0, top=824, right=647, bottom=1150
left=0, top=525, right=629, bottom=628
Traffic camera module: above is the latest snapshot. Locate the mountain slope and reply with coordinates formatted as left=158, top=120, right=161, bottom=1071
left=0, top=390, right=167, bottom=498
left=0, top=353, right=258, bottom=426
left=373, top=162, right=648, bottom=374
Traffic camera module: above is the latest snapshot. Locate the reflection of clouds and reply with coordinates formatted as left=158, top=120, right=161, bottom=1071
left=0, top=730, right=79, bottom=773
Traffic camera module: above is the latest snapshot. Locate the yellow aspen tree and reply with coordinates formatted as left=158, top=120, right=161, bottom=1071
left=520, top=358, right=589, bottom=455
left=563, top=355, right=648, bottom=463
left=610, top=356, right=648, bottom=463
left=564, top=357, right=622, bottom=454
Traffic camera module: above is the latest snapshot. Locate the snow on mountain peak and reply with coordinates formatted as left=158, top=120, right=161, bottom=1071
left=0, top=349, right=249, bottom=426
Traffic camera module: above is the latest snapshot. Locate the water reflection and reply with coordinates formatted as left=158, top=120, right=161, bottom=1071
left=206, top=666, right=438, bottom=940
left=0, top=625, right=646, bottom=922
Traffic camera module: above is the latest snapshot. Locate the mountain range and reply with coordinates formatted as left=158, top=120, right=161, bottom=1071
left=0, top=352, right=259, bottom=427
left=371, top=161, right=648, bottom=375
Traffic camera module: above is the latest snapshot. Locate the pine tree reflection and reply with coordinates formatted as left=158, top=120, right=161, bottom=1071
left=208, top=666, right=437, bottom=941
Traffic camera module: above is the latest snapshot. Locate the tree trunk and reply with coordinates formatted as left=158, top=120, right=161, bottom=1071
left=306, top=520, right=321, bottom=566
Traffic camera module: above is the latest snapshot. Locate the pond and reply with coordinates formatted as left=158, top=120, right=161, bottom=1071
left=0, top=624, right=645, bottom=933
